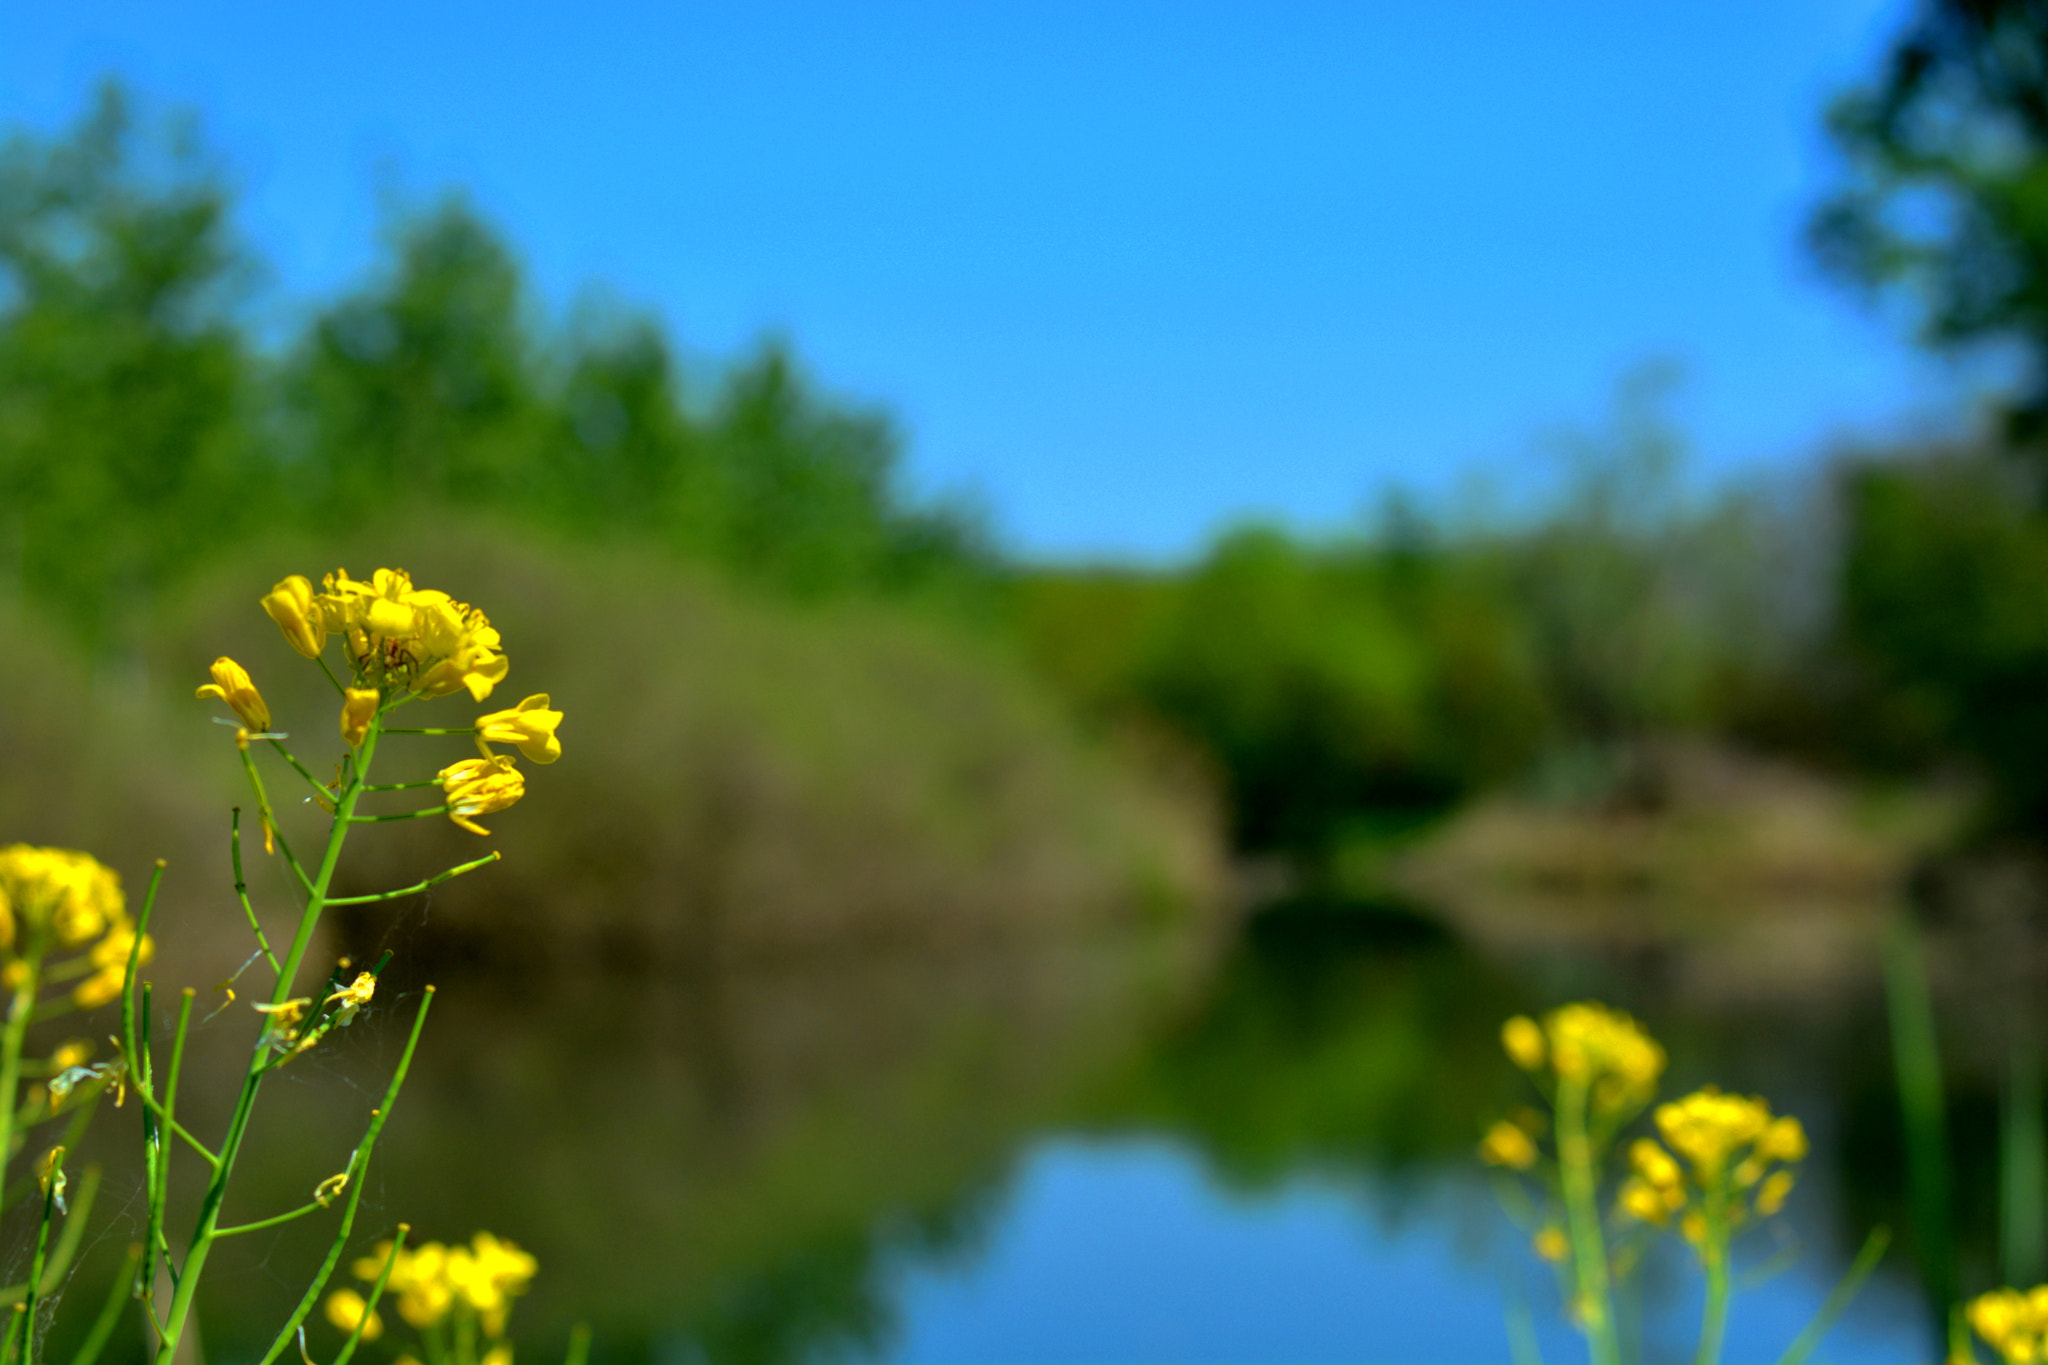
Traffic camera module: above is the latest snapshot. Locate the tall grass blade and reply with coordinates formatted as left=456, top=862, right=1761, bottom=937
left=1882, top=906, right=1953, bottom=1340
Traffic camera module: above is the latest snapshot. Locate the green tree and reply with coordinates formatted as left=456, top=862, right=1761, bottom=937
left=1810, top=0, right=2048, bottom=441
left=0, top=81, right=257, bottom=645
left=285, top=197, right=547, bottom=517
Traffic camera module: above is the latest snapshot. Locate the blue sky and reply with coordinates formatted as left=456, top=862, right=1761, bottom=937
left=0, top=1, right=1967, bottom=560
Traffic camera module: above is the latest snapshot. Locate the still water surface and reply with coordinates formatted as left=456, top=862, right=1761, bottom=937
left=102, top=899, right=1953, bottom=1365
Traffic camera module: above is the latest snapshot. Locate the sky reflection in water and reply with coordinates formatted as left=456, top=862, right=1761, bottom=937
left=880, top=1137, right=1926, bottom=1365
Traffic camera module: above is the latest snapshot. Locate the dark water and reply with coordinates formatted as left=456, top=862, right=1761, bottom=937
left=38, top=897, right=1970, bottom=1365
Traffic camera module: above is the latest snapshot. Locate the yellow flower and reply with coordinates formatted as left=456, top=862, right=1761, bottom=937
left=1655, top=1087, right=1773, bottom=1181
left=1479, top=1120, right=1538, bottom=1170
left=262, top=575, right=326, bottom=659
left=1618, top=1176, right=1670, bottom=1225
left=1501, top=1016, right=1545, bottom=1070
left=1754, top=1170, right=1795, bottom=1217
left=1533, top=1226, right=1569, bottom=1262
left=196, top=657, right=271, bottom=734
left=318, top=568, right=509, bottom=700
left=0, top=846, right=125, bottom=950
left=1519, top=1002, right=1664, bottom=1114
left=481, top=1347, right=512, bottom=1365
left=48, top=1039, right=91, bottom=1071
left=324, top=1288, right=384, bottom=1341
left=341, top=689, right=380, bottom=748
left=324, top=971, right=376, bottom=1026
left=438, top=757, right=525, bottom=836
left=474, top=694, right=563, bottom=765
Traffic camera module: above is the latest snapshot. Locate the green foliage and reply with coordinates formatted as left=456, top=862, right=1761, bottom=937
left=1810, top=0, right=2048, bottom=438
left=0, top=82, right=259, bottom=645
left=0, top=84, right=993, bottom=655
left=1838, top=450, right=2048, bottom=823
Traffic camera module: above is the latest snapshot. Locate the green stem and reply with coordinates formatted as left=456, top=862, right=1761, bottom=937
left=332, top=1229, right=409, bottom=1365
left=1883, top=908, right=1954, bottom=1337
left=1695, top=1202, right=1730, bottom=1365
left=230, top=813, right=283, bottom=980
left=324, top=852, right=500, bottom=905
left=1774, top=1227, right=1889, bottom=1365
left=362, top=779, right=443, bottom=791
left=381, top=727, right=475, bottom=735
left=1556, top=1074, right=1619, bottom=1365
left=256, top=986, right=435, bottom=1365
left=19, top=1148, right=63, bottom=1365
left=159, top=710, right=389, bottom=1357
left=212, top=1201, right=326, bottom=1239
left=347, top=806, right=449, bottom=823
left=0, top=952, right=46, bottom=1173
left=236, top=746, right=316, bottom=898
left=266, top=740, right=332, bottom=802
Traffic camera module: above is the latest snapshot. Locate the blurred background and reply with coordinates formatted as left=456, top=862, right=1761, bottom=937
left=6, top=1, right=2048, bottom=1361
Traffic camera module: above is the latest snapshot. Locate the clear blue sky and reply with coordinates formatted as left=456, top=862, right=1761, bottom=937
left=0, top=1, right=1965, bottom=560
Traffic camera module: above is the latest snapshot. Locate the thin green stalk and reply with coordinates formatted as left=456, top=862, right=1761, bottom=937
left=362, top=779, right=443, bottom=791
left=1774, top=1227, right=1890, bottom=1365
left=380, top=727, right=474, bottom=735
left=0, top=1166, right=102, bottom=1307
left=256, top=986, right=436, bottom=1365
left=119, top=864, right=164, bottom=1090
left=212, top=1202, right=327, bottom=1239
left=266, top=740, right=332, bottom=802
left=1555, top=1074, right=1619, bottom=1365
left=1882, top=908, right=1954, bottom=1338
left=18, top=1149, right=64, bottom=1365
left=324, top=852, right=499, bottom=905
left=236, top=743, right=316, bottom=897
left=64, top=1242, right=139, bottom=1365
left=347, top=806, right=448, bottom=823
left=230, top=812, right=282, bottom=978
left=159, top=712, right=389, bottom=1356
left=1695, top=1205, right=1730, bottom=1365
left=2003, top=1037, right=2045, bottom=1286
left=0, top=952, right=47, bottom=1171
left=333, top=1229, right=409, bottom=1365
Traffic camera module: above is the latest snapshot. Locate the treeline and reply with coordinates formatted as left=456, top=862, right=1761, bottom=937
left=11, top=74, right=2048, bottom=874
left=0, top=84, right=992, bottom=652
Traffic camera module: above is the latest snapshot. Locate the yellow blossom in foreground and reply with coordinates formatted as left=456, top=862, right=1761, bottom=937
left=474, top=694, right=563, bottom=765
left=1502, top=1016, right=1545, bottom=1070
left=196, top=657, right=271, bottom=734
left=324, top=1288, right=384, bottom=1341
left=1509, top=1002, right=1664, bottom=1116
left=1479, top=1120, right=1538, bottom=1170
left=0, top=846, right=126, bottom=951
left=341, top=689, right=380, bottom=748
left=1968, top=1285, right=2048, bottom=1365
left=262, top=575, right=326, bottom=658
left=1615, top=1087, right=1807, bottom=1244
left=438, top=757, right=525, bottom=836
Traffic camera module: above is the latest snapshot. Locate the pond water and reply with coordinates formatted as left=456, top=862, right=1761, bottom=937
left=54, top=896, right=1970, bottom=1365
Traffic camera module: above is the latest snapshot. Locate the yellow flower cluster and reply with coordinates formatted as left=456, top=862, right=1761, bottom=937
left=263, top=569, right=508, bottom=702
left=345, top=1232, right=538, bottom=1336
left=0, top=847, right=153, bottom=1008
left=1970, top=1286, right=2048, bottom=1364
left=1501, top=1002, right=1666, bottom=1114
left=1479, top=1117, right=1539, bottom=1170
left=1617, top=1086, right=1807, bottom=1243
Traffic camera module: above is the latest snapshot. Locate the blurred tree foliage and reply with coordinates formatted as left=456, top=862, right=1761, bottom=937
left=0, top=83, right=992, bottom=653
left=0, top=84, right=260, bottom=646
left=1012, top=373, right=1825, bottom=858
left=1810, top=0, right=2048, bottom=441
left=1810, top=0, right=2048, bottom=831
